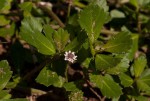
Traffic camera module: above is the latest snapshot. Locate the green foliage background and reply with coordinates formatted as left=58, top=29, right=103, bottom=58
left=0, top=0, right=150, bottom=100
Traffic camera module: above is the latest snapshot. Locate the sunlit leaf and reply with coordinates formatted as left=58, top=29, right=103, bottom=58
left=137, top=0, right=150, bottom=6
left=69, top=90, right=83, bottom=101
left=0, top=23, right=15, bottom=37
left=95, top=54, right=121, bottom=71
left=0, top=0, right=12, bottom=13
left=90, top=0, right=109, bottom=12
left=90, top=74, right=122, bottom=98
left=53, top=28, right=70, bottom=52
left=81, top=58, right=92, bottom=68
left=53, top=76, right=65, bottom=88
left=134, top=96, right=149, bottom=101
left=127, top=34, right=139, bottom=61
left=36, top=66, right=65, bottom=87
left=43, top=24, right=54, bottom=42
left=20, top=17, right=56, bottom=55
left=106, top=56, right=129, bottom=75
left=119, top=73, right=133, bottom=87
left=136, top=79, right=150, bottom=92
left=63, top=82, right=79, bottom=91
left=110, top=10, right=125, bottom=18
left=0, top=15, right=10, bottom=26
left=139, top=75, right=150, bottom=88
left=79, top=4, right=109, bottom=43
left=0, top=99, right=28, bottom=101
left=140, top=69, right=150, bottom=78
left=103, top=31, right=132, bottom=53
left=0, top=90, right=11, bottom=99
left=36, top=66, right=59, bottom=87
left=130, top=0, right=150, bottom=9
left=129, top=0, right=139, bottom=9
left=19, top=2, right=33, bottom=12
left=65, top=28, right=87, bottom=52
left=0, top=60, right=12, bottom=91
left=133, top=55, right=147, bottom=77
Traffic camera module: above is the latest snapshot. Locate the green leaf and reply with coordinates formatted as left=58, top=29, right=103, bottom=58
left=0, top=90, right=11, bottom=99
left=129, top=0, right=139, bottom=9
left=19, top=2, right=33, bottom=12
left=0, top=99, right=28, bottom=101
left=43, top=24, right=54, bottom=42
left=0, top=60, right=12, bottom=90
left=112, top=97, right=119, bottom=101
left=90, top=74, right=122, bottom=98
left=136, top=79, right=150, bottom=92
left=68, top=14, right=79, bottom=26
left=90, top=0, right=109, bottom=12
left=130, top=0, right=150, bottom=9
left=0, top=0, right=12, bottom=13
left=68, top=90, right=83, bottom=101
left=119, top=73, right=133, bottom=87
left=20, top=17, right=56, bottom=55
left=95, top=54, right=121, bottom=71
left=0, top=23, right=15, bottom=37
left=137, top=0, right=150, bottom=6
left=53, top=28, right=70, bottom=52
left=64, top=30, right=87, bottom=51
left=81, top=58, right=92, bottom=68
left=140, top=69, right=150, bottom=78
left=78, top=4, right=109, bottom=43
left=134, top=96, right=149, bottom=101
left=133, top=55, right=147, bottom=77
left=139, top=74, right=150, bottom=86
left=102, top=31, right=132, bottom=53
left=64, top=38, right=80, bottom=51
left=110, top=10, right=125, bottom=18
left=63, top=82, right=79, bottom=91
left=65, top=38, right=80, bottom=51
left=53, top=76, right=65, bottom=88
left=106, top=57, right=129, bottom=74
left=0, top=15, right=10, bottom=26
left=36, top=66, right=65, bottom=87
left=36, top=66, right=59, bottom=87
left=127, top=34, right=139, bottom=61
left=136, top=69, right=150, bottom=93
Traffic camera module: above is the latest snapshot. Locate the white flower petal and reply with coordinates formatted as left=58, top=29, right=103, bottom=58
left=64, top=50, right=77, bottom=63
left=64, top=54, right=67, bottom=56
left=74, top=56, right=77, bottom=58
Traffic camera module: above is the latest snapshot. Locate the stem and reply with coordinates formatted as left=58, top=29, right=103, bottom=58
left=101, top=96, right=106, bottom=101
left=135, top=6, right=141, bottom=33
left=89, top=42, right=95, bottom=57
left=67, top=1, right=72, bottom=18
left=86, top=80, right=102, bottom=101
left=65, top=64, right=69, bottom=82
left=89, top=87, right=102, bottom=101
left=101, top=29, right=118, bottom=35
left=14, top=85, right=47, bottom=95
left=14, top=85, right=64, bottom=100
left=22, top=57, right=52, bottom=81
left=88, top=35, right=95, bottom=57
left=37, top=2, right=65, bottom=28
left=23, top=54, right=59, bottom=82
left=137, top=12, right=141, bottom=33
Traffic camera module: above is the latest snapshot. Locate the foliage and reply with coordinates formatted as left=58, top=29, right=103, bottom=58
left=0, top=0, right=150, bottom=100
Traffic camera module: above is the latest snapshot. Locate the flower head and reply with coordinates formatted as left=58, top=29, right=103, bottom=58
left=64, top=51, right=77, bottom=63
